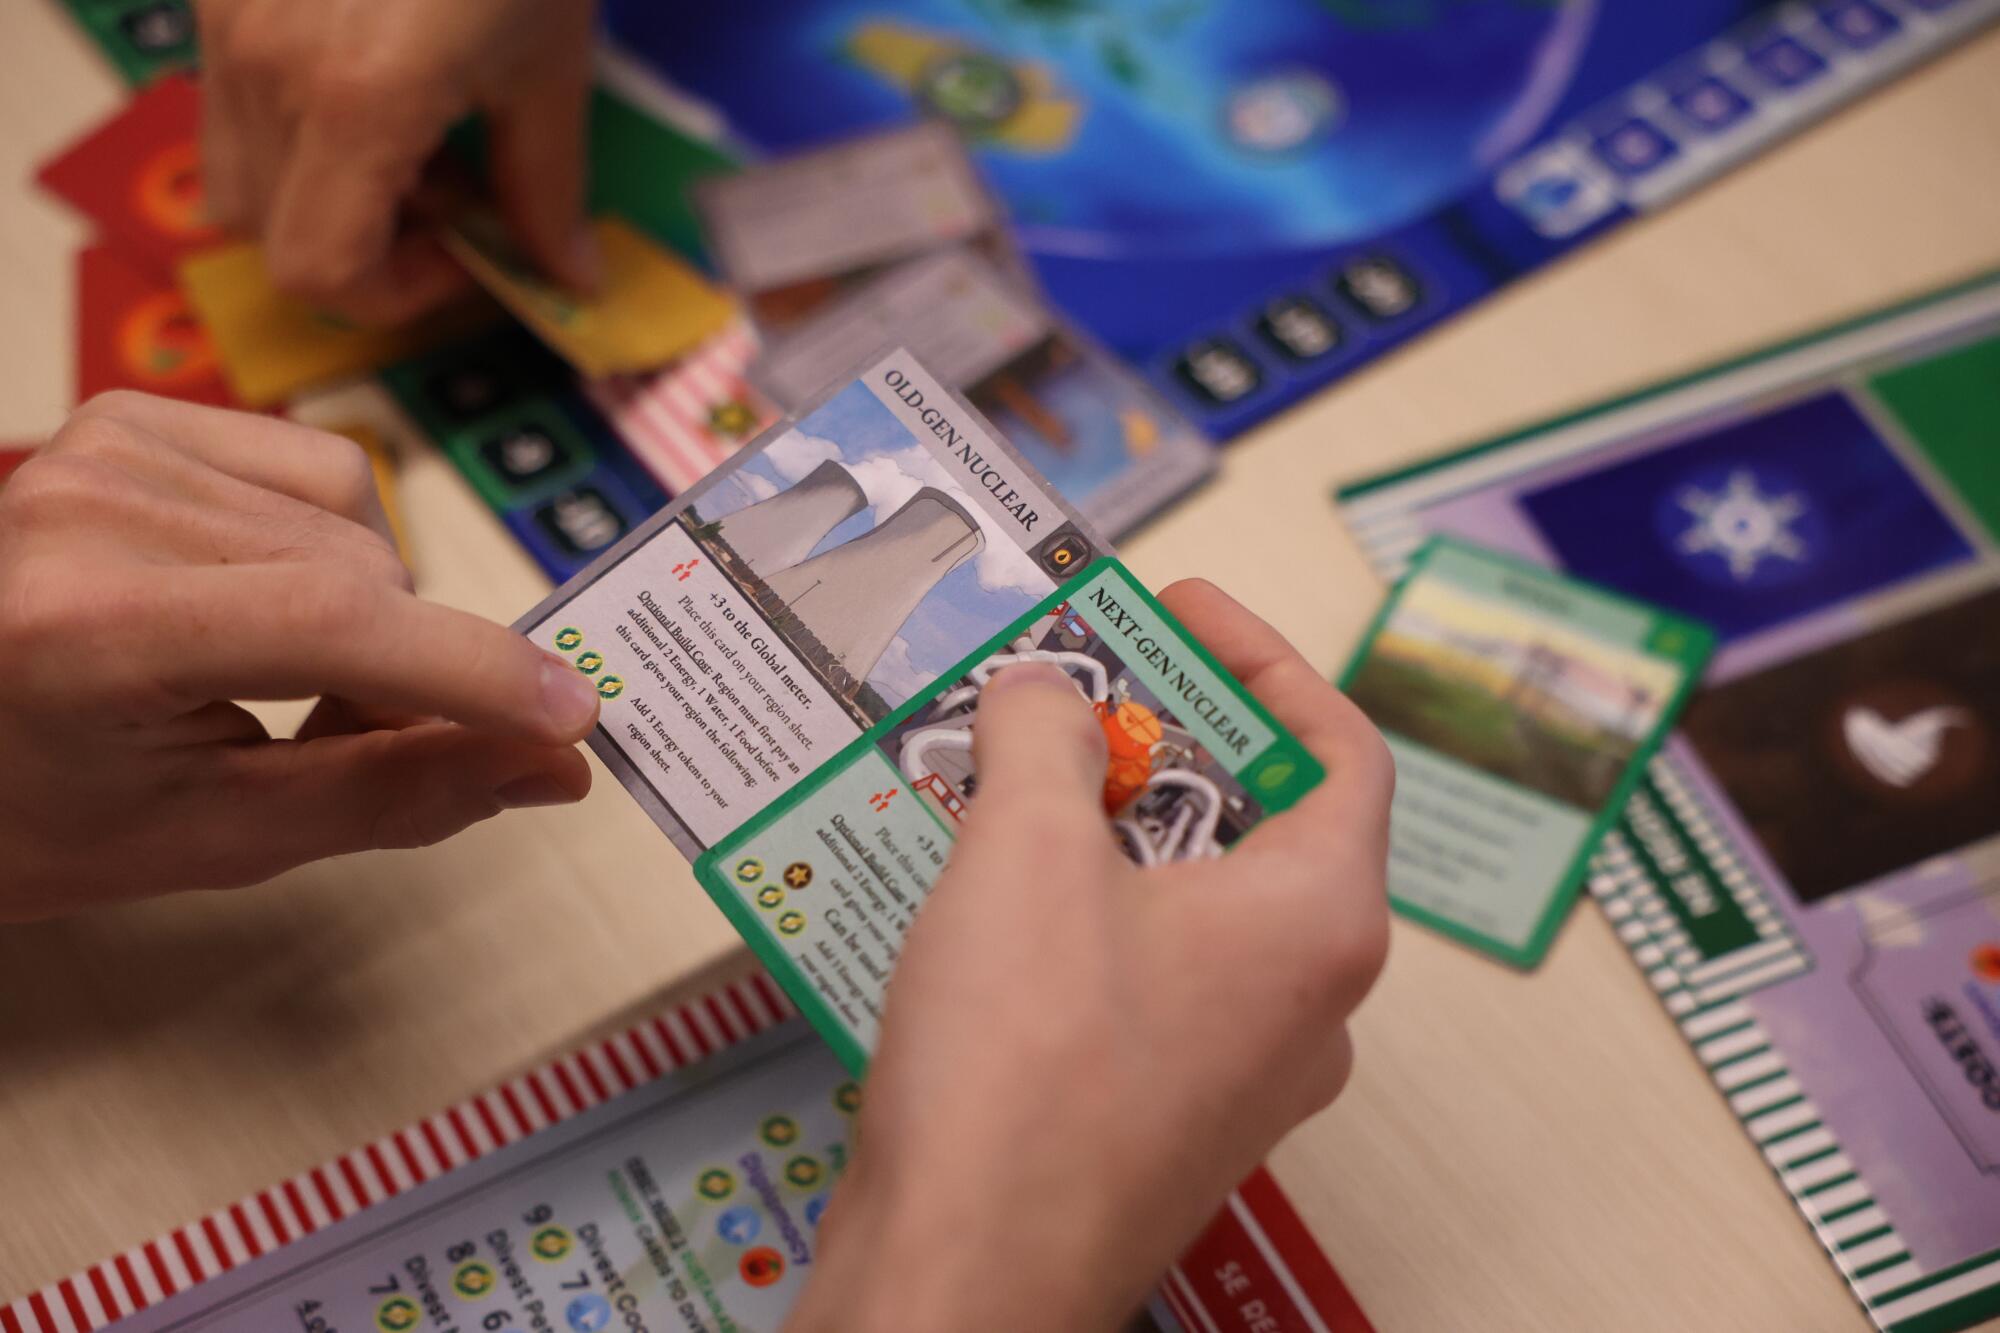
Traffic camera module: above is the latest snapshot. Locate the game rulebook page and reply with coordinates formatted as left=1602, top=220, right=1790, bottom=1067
left=1336, top=272, right=2000, bottom=1333
left=516, top=347, right=1106, bottom=861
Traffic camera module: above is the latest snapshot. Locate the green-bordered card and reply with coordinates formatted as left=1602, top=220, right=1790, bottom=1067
left=1340, top=537, right=1712, bottom=968
left=696, top=558, right=1324, bottom=1074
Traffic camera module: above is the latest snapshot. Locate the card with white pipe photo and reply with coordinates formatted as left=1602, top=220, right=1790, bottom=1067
left=695, top=559, right=1322, bottom=1072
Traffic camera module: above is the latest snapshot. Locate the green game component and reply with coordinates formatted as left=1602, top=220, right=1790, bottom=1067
left=1619, top=777, right=1760, bottom=962
left=1868, top=332, right=2000, bottom=545
left=61, top=0, right=197, bottom=86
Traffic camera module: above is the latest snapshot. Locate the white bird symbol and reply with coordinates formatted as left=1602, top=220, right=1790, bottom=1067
left=1843, top=705, right=1972, bottom=788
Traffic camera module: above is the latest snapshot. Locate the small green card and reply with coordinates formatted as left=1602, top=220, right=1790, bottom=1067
left=1339, top=537, right=1713, bottom=969
left=696, top=559, right=1324, bottom=1074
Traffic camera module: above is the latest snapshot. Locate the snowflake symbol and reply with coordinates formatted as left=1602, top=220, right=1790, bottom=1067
left=1673, top=468, right=1810, bottom=581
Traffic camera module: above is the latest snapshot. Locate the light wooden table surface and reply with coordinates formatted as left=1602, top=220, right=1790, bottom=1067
left=3, top=6, right=1999, bottom=1330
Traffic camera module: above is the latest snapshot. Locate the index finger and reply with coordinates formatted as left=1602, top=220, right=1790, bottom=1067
left=1155, top=578, right=1394, bottom=857
left=102, top=562, right=602, bottom=744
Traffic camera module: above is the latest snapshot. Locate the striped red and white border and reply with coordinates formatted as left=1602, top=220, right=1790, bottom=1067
left=588, top=323, right=776, bottom=496
left=1, top=972, right=800, bottom=1333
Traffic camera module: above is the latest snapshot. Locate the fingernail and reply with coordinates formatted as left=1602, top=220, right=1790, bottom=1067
left=540, top=657, right=601, bottom=739
left=495, top=774, right=582, bottom=809
left=981, top=662, right=1076, bottom=696
left=568, top=225, right=603, bottom=293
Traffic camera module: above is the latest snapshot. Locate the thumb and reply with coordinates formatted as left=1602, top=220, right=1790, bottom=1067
left=487, top=65, right=599, bottom=292
left=966, top=662, right=1109, bottom=818
left=193, top=723, right=592, bottom=887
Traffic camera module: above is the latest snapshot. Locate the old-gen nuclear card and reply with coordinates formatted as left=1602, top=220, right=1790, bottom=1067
left=515, top=346, right=1109, bottom=863
left=1341, top=538, right=1712, bottom=968
left=755, top=248, right=1214, bottom=539
left=694, top=121, right=1022, bottom=338
left=695, top=558, right=1323, bottom=1072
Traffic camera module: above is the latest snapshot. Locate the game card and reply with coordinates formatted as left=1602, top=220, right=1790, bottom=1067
left=36, top=72, right=218, bottom=276
left=754, top=248, right=1215, bottom=539
left=76, top=243, right=237, bottom=408
left=587, top=321, right=782, bottom=495
left=516, top=346, right=1107, bottom=861
left=694, top=121, right=1019, bottom=337
left=1341, top=538, right=1711, bottom=968
left=694, top=559, right=1323, bottom=1072
left=444, top=213, right=736, bottom=380
left=179, top=242, right=497, bottom=408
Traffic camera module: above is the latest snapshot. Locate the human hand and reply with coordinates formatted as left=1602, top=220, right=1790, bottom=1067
left=0, top=393, right=601, bottom=922
left=195, top=0, right=600, bottom=324
left=788, top=580, right=1394, bottom=1332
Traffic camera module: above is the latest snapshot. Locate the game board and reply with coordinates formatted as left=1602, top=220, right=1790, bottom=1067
left=607, top=0, right=2000, bottom=440
left=1336, top=271, right=2000, bottom=1332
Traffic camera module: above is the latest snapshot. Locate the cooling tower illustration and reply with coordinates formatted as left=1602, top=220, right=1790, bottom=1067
left=714, top=459, right=867, bottom=577
left=764, top=487, right=985, bottom=683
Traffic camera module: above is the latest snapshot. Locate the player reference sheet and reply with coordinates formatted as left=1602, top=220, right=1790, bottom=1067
left=516, top=346, right=1106, bottom=861
left=1337, top=272, right=2000, bottom=1333
left=0, top=973, right=1375, bottom=1333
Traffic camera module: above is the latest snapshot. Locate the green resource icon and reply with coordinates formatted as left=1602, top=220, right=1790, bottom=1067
left=734, top=857, right=764, bottom=884
left=784, top=1155, right=823, bottom=1189
left=376, top=1297, right=422, bottom=1333
left=777, top=910, right=806, bottom=936
left=574, top=649, right=604, bottom=675
left=553, top=626, right=584, bottom=652
left=530, top=1224, right=573, bottom=1262
left=453, top=1260, right=496, bottom=1299
left=756, top=885, right=785, bottom=910
left=698, top=1167, right=736, bottom=1200
left=596, top=675, right=625, bottom=700
left=833, top=1081, right=862, bottom=1115
left=760, top=1113, right=800, bottom=1147
left=1249, top=757, right=1296, bottom=793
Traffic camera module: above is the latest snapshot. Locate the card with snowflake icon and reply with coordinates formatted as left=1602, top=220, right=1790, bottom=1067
left=1517, top=391, right=1974, bottom=642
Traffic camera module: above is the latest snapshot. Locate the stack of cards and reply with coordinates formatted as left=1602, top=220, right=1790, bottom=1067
left=695, top=124, right=1217, bottom=540
left=517, top=346, right=1322, bottom=1067
left=1340, top=538, right=1711, bottom=967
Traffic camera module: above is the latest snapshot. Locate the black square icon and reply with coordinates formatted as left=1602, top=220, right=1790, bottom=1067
left=477, top=424, right=566, bottom=490
left=1332, top=255, right=1423, bottom=322
left=426, top=364, right=513, bottom=422
left=535, top=488, right=627, bottom=559
left=1257, top=295, right=1343, bottom=362
left=1173, top=337, right=1262, bottom=406
left=120, top=3, right=194, bottom=53
left=1033, top=527, right=1096, bottom=581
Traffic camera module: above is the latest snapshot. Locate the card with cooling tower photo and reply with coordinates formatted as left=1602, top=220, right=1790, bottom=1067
left=1340, top=538, right=1711, bottom=969
left=516, top=347, right=1107, bottom=862
left=695, top=559, right=1322, bottom=1074
left=753, top=247, right=1215, bottom=539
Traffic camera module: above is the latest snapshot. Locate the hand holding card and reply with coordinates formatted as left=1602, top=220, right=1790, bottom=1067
left=787, top=578, right=1393, bottom=1332
left=694, top=562, right=1339, bottom=1069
